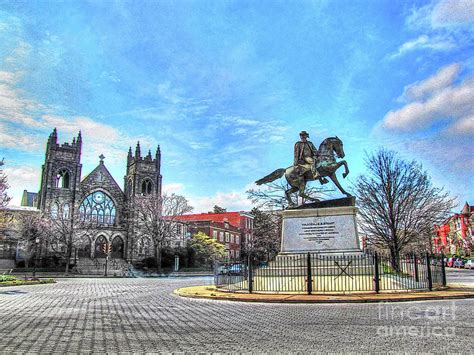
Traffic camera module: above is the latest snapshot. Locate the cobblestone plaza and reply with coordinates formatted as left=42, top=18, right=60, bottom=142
left=1, top=277, right=473, bottom=353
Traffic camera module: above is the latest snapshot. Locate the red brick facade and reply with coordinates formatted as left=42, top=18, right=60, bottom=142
left=176, top=212, right=254, bottom=259
left=434, top=202, right=473, bottom=255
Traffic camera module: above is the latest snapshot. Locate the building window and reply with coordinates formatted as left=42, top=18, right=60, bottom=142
left=62, top=203, right=70, bottom=219
left=79, top=191, right=116, bottom=225
left=219, top=232, right=224, bottom=242
left=141, top=179, right=152, bottom=195
left=235, top=250, right=240, bottom=259
left=51, top=203, right=58, bottom=219
left=236, top=235, right=240, bottom=244
left=230, top=250, right=235, bottom=258
left=56, top=169, right=70, bottom=189
left=213, top=230, right=217, bottom=239
left=230, top=234, right=234, bottom=243
left=225, top=232, right=229, bottom=243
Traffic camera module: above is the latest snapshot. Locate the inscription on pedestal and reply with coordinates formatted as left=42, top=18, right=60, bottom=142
left=281, top=213, right=360, bottom=253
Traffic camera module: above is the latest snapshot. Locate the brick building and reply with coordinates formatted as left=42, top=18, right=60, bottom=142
left=176, top=212, right=254, bottom=259
left=434, top=202, right=473, bottom=255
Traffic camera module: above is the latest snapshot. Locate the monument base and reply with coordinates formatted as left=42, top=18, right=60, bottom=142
left=280, top=201, right=361, bottom=255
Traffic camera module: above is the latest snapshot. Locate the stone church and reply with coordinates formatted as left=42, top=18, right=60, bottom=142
left=29, top=128, right=163, bottom=263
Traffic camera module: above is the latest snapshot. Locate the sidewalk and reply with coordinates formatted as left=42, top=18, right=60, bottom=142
left=174, top=285, right=474, bottom=303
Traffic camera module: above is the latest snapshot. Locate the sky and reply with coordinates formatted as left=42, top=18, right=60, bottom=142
left=0, top=0, right=473, bottom=213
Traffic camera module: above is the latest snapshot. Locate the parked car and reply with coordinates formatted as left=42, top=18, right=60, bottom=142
left=464, top=260, right=474, bottom=270
left=453, top=259, right=465, bottom=268
left=227, top=263, right=243, bottom=275
left=447, top=258, right=456, bottom=267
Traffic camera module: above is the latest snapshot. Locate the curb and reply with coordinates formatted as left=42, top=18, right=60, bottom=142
left=174, top=286, right=474, bottom=304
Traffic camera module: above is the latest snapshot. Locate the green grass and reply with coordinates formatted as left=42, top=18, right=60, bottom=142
left=0, top=275, right=55, bottom=287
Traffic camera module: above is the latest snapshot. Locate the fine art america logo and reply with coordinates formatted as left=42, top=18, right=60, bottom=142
left=377, top=302, right=456, bottom=337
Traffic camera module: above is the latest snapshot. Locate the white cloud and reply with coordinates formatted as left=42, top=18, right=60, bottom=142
left=390, top=34, right=455, bottom=59
left=447, top=115, right=474, bottom=135
left=402, top=63, right=461, bottom=101
left=188, top=190, right=254, bottom=213
left=3, top=165, right=41, bottom=206
left=432, top=0, right=474, bottom=27
left=0, top=122, right=43, bottom=151
left=162, top=183, right=185, bottom=194
left=407, top=0, right=474, bottom=29
left=395, top=1, right=474, bottom=60
left=382, top=63, right=474, bottom=133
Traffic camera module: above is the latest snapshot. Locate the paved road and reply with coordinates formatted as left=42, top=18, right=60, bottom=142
left=0, top=277, right=473, bottom=353
left=447, top=267, right=474, bottom=287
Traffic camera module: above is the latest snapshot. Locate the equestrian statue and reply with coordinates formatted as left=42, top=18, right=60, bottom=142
left=255, top=131, right=351, bottom=207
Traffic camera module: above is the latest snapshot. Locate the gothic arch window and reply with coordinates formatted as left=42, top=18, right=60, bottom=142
left=79, top=191, right=116, bottom=225
left=62, top=203, right=70, bottom=219
left=141, top=179, right=152, bottom=195
left=51, top=203, right=58, bottom=219
left=56, top=169, right=70, bottom=189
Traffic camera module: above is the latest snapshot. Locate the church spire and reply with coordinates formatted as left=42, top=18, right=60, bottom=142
left=135, top=141, right=141, bottom=159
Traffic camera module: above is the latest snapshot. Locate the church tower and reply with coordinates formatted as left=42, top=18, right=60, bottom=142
left=37, top=128, right=83, bottom=213
left=124, top=142, right=162, bottom=200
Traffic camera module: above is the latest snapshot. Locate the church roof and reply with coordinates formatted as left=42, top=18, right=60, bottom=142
left=80, top=160, right=123, bottom=193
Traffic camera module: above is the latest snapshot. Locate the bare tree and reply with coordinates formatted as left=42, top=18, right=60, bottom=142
left=245, top=207, right=281, bottom=261
left=0, top=158, right=11, bottom=209
left=44, top=203, right=96, bottom=274
left=247, top=180, right=328, bottom=210
left=353, top=149, right=455, bottom=271
left=133, top=193, right=193, bottom=273
left=15, top=212, right=47, bottom=269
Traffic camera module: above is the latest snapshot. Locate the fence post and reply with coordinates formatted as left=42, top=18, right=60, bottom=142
left=441, top=253, right=447, bottom=287
left=307, top=252, right=312, bottom=295
left=247, top=255, right=253, bottom=294
left=373, top=252, right=380, bottom=293
left=413, top=253, right=419, bottom=282
left=426, top=253, right=433, bottom=291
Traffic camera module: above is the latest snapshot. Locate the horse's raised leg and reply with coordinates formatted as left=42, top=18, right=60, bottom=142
left=329, top=172, right=352, bottom=197
left=340, top=160, right=349, bottom=178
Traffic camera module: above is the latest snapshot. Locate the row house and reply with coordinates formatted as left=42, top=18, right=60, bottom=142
left=434, top=202, right=473, bottom=255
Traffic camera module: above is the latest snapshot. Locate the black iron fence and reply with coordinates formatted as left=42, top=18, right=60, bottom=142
left=214, top=252, right=446, bottom=294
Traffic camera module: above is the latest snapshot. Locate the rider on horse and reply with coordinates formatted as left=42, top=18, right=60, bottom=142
left=294, top=131, right=327, bottom=183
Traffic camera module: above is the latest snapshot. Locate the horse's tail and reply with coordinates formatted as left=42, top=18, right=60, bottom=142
left=255, top=168, right=286, bottom=185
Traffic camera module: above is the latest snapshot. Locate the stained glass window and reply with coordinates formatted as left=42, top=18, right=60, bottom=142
left=79, top=191, right=116, bottom=225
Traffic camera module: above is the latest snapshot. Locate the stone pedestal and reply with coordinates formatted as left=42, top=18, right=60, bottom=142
left=280, top=202, right=361, bottom=255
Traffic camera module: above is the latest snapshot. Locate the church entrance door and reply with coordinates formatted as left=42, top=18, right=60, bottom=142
left=94, top=235, right=108, bottom=258
left=111, top=236, right=124, bottom=259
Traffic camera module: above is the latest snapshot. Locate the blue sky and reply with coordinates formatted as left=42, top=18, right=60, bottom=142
left=0, top=0, right=472, bottom=212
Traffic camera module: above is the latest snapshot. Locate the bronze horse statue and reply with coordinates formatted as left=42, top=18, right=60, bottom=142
left=255, top=136, right=351, bottom=207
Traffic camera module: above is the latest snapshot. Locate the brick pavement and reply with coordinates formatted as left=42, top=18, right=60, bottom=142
left=0, top=277, right=473, bottom=353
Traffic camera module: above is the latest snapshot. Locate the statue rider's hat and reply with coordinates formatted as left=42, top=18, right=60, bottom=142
left=299, top=131, right=310, bottom=138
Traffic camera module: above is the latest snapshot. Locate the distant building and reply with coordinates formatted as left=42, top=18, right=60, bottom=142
left=0, top=206, right=40, bottom=262
left=175, top=212, right=254, bottom=258
left=21, top=190, right=38, bottom=207
left=434, top=202, right=473, bottom=255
